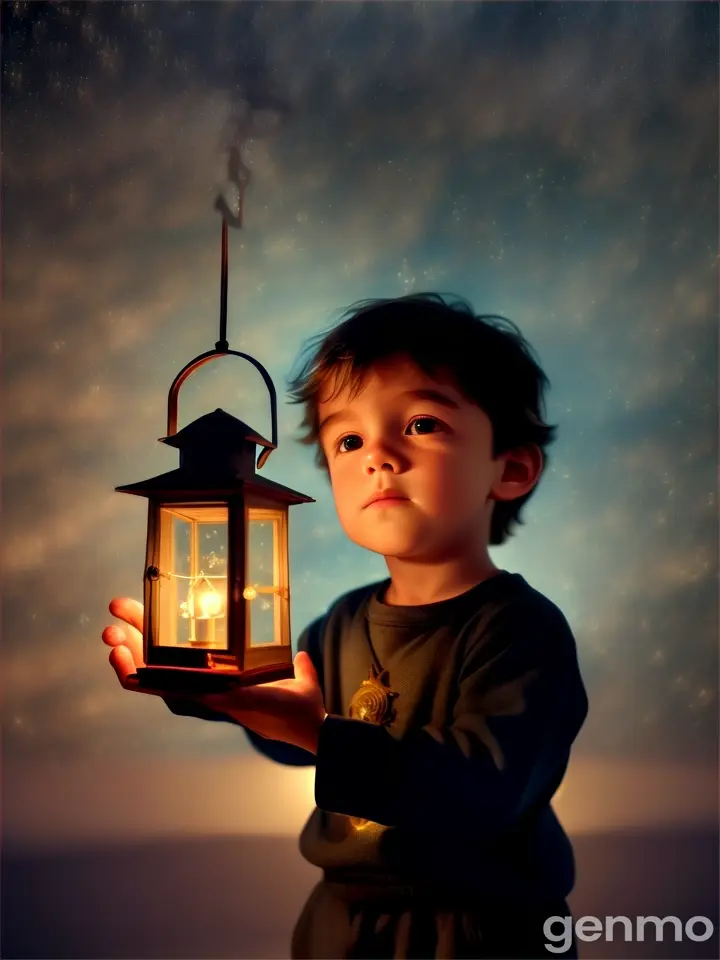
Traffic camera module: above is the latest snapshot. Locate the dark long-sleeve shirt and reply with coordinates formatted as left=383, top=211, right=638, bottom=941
left=166, top=571, right=589, bottom=901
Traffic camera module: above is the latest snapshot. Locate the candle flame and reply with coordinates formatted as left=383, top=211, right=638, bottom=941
left=195, top=584, right=222, bottom=619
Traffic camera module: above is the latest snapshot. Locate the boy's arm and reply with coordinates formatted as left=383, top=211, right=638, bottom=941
left=164, top=612, right=326, bottom=767
left=314, top=605, right=589, bottom=836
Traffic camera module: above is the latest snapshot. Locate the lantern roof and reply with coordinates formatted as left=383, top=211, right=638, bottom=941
left=115, top=468, right=315, bottom=505
left=115, top=407, right=315, bottom=505
left=159, top=408, right=272, bottom=451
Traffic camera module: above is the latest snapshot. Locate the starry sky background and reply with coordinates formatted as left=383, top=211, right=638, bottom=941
left=2, top=1, right=718, bottom=846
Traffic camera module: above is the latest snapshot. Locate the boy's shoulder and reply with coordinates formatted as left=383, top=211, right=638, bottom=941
left=465, top=574, right=580, bottom=665
left=497, top=573, right=573, bottom=627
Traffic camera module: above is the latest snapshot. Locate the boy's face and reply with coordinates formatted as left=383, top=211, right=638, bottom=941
left=317, top=355, right=511, bottom=562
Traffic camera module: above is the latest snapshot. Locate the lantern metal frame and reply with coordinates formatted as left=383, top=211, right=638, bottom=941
left=115, top=216, right=314, bottom=694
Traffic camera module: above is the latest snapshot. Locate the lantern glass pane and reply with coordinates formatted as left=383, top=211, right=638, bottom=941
left=246, top=509, right=283, bottom=646
left=250, top=591, right=276, bottom=646
left=158, top=504, right=228, bottom=650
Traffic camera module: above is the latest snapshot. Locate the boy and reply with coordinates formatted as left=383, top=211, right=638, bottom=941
left=104, top=293, right=588, bottom=959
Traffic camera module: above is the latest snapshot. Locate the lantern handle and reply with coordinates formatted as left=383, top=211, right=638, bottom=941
left=166, top=348, right=278, bottom=471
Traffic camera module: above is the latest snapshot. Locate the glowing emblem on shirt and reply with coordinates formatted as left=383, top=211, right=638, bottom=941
left=349, top=664, right=398, bottom=725
left=347, top=664, right=398, bottom=831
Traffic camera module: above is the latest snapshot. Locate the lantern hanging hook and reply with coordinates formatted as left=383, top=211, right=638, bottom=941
left=164, top=345, right=278, bottom=472
left=214, top=142, right=250, bottom=350
left=164, top=142, right=277, bottom=471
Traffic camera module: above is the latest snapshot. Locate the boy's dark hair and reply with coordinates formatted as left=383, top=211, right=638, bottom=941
left=285, top=292, right=557, bottom=546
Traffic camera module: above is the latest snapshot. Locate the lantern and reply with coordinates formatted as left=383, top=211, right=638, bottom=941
left=115, top=215, right=314, bottom=694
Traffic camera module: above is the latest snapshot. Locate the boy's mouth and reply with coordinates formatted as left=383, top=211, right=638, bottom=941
left=364, top=488, right=410, bottom=508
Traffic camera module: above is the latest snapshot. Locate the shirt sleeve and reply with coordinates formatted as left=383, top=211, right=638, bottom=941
left=314, top=603, right=588, bottom=835
left=163, top=611, right=327, bottom=767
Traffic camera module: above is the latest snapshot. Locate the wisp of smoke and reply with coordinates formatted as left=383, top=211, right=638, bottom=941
left=214, top=99, right=289, bottom=228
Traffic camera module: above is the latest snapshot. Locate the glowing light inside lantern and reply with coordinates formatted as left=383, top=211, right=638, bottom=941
left=243, top=585, right=257, bottom=600
left=195, top=582, right=223, bottom=619
left=179, top=574, right=226, bottom=646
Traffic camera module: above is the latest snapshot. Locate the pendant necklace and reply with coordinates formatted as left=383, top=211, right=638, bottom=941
left=347, top=595, right=399, bottom=831
left=348, top=597, right=399, bottom=727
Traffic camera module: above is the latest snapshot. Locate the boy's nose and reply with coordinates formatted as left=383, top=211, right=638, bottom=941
left=362, top=442, right=403, bottom=474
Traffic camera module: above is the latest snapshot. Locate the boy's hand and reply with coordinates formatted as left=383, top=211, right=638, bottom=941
left=102, top=597, right=166, bottom=697
left=102, top=597, right=328, bottom=753
left=198, top=654, right=328, bottom=755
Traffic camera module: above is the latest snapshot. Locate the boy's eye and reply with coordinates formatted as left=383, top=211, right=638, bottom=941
left=409, top=416, right=440, bottom=435
left=335, top=417, right=442, bottom=453
left=337, top=435, right=362, bottom=453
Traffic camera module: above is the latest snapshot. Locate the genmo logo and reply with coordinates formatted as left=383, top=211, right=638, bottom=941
left=544, top=914, right=716, bottom=954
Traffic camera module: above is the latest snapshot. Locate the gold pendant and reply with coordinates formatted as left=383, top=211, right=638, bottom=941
left=348, top=664, right=398, bottom=831
left=349, top=664, right=398, bottom=726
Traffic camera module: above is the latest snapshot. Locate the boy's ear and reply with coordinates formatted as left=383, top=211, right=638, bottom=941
left=489, top=444, right=544, bottom=502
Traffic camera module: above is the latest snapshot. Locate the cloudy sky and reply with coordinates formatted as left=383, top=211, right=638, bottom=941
left=2, top=1, right=717, bottom=845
